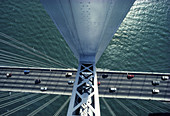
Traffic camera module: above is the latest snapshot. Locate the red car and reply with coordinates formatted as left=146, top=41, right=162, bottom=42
left=127, top=75, right=134, bottom=79
left=97, top=82, right=101, bottom=86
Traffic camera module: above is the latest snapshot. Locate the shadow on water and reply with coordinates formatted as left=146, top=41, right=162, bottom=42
left=148, top=113, right=170, bottom=116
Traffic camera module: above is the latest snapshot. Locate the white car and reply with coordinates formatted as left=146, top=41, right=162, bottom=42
left=6, top=73, right=12, bottom=78
left=66, top=72, right=72, bottom=77
left=152, top=89, right=159, bottom=94
left=152, top=81, right=160, bottom=85
left=161, top=76, right=169, bottom=80
left=40, top=87, right=47, bottom=91
left=109, top=88, right=117, bottom=92
left=68, top=80, right=74, bottom=84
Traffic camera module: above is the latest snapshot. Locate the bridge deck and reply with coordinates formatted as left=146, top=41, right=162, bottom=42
left=0, top=66, right=169, bottom=101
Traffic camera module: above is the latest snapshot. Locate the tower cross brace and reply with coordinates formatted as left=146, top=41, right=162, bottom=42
left=67, top=62, right=100, bottom=116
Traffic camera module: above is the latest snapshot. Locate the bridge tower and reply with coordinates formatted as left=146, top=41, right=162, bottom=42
left=40, top=0, right=135, bottom=115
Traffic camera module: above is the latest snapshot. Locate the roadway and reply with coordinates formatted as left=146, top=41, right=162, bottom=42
left=0, top=66, right=169, bottom=101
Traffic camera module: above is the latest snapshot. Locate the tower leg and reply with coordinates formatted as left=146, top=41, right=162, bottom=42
left=67, top=62, right=100, bottom=116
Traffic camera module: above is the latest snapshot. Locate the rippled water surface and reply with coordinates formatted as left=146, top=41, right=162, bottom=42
left=0, top=0, right=169, bottom=73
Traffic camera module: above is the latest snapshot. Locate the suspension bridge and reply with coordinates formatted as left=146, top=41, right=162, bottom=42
left=0, top=0, right=170, bottom=116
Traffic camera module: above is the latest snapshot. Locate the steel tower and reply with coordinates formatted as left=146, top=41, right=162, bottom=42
left=41, top=0, right=135, bottom=115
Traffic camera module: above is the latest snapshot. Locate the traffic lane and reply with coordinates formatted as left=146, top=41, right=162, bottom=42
left=1, top=80, right=168, bottom=91
left=3, top=79, right=167, bottom=93
left=0, top=68, right=76, bottom=75
left=0, top=74, right=75, bottom=82
left=100, top=82, right=168, bottom=88
left=0, top=70, right=167, bottom=82
left=100, top=91, right=164, bottom=98
left=0, top=70, right=76, bottom=79
left=98, top=74, right=163, bottom=81
left=99, top=77, right=165, bottom=84
left=0, top=73, right=67, bottom=79
left=98, top=86, right=170, bottom=93
left=98, top=73, right=118, bottom=96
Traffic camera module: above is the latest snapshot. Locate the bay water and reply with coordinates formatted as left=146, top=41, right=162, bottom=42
left=0, top=0, right=169, bottom=73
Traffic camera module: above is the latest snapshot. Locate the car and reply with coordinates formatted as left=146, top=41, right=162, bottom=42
left=66, top=72, right=72, bottom=77
left=24, top=70, right=30, bottom=74
left=68, top=80, right=74, bottom=84
left=6, top=73, right=12, bottom=78
left=161, top=76, right=169, bottom=80
left=109, top=88, right=117, bottom=92
left=152, top=89, right=159, bottom=94
left=152, top=81, right=160, bottom=86
left=35, top=79, right=41, bottom=84
left=127, top=75, right=134, bottom=79
left=102, top=74, right=108, bottom=78
left=40, top=87, right=47, bottom=91
left=97, top=82, right=101, bottom=86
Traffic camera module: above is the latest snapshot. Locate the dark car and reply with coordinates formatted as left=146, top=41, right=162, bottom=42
left=102, top=74, right=108, bottom=78
left=66, top=73, right=72, bottom=77
left=35, top=79, right=41, bottom=84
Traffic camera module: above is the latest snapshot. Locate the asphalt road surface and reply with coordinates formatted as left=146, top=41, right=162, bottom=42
left=0, top=66, right=169, bottom=101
